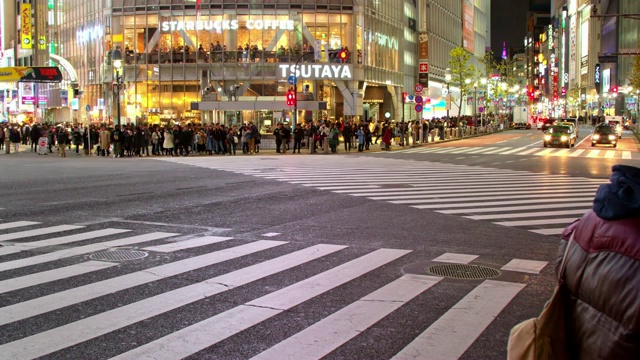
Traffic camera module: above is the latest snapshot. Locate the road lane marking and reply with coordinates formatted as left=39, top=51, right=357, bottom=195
left=466, top=209, right=589, bottom=220
left=0, top=228, right=132, bottom=257
left=575, top=136, right=590, bottom=147
left=0, top=244, right=349, bottom=360
left=622, top=151, right=632, bottom=159
left=0, top=232, right=178, bottom=273
left=604, top=150, right=616, bottom=159
left=468, top=147, right=500, bottom=154
left=251, top=274, right=443, bottom=360
left=0, top=240, right=288, bottom=327
left=438, top=202, right=594, bottom=214
left=0, top=261, right=118, bottom=294
left=551, top=149, right=571, bottom=156
left=0, top=221, right=41, bottom=231
left=493, top=217, right=579, bottom=227
left=339, top=182, right=602, bottom=194
left=391, top=192, right=597, bottom=205
left=107, top=248, right=411, bottom=360
left=483, top=147, right=513, bottom=154
left=143, top=236, right=234, bottom=252
left=317, top=185, right=381, bottom=190
left=261, top=233, right=281, bottom=237
left=586, top=150, right=600, bottom=158
left=432, top=253, right=478, bottom=264
left=534, top=149, right=555, bottom=156
left=0, top=225, right=84, bottom=242
left=392, top=280, right=525, bottom=360
left=501, top=259, right=548, bottom=274
left=530, top=228, right=566, bottom=235
left=499, top=146, right=528, bottom=154
left=413, top=197, right=595, bottom=209
left=367, top=187, right=599, bottom=200
left=516, top=148, right=539, bottom=155
left=569, top=149, right=585, bottom=157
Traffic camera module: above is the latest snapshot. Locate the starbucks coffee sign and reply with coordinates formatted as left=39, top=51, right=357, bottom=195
left=279, top=64, right=353, bottom=80
left=161, top=19, right=294, bottom=32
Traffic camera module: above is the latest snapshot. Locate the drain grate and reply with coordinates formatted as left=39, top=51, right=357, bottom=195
left=89, top=249, right=148, bottom=262
left=426, top=264, right=501, bottom=280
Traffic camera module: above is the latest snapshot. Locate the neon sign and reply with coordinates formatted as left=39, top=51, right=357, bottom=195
left=279, top=64, right=353, bottom=80
left=161, top=19, right=294, bottom=32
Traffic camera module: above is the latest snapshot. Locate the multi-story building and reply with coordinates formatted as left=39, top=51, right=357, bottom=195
left=417, top=0, right=490, bottom=118
left=5, top=0, right=419, bottom=128
left=524, top=8, right=550, bottom=107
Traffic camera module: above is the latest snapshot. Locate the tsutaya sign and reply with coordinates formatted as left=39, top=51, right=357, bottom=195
left=279, top=64, right=353, bottom=80
left=161, top=19, right=295, bottom=32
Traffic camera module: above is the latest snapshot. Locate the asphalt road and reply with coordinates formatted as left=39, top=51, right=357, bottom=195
left=0, top=128, right=638, bottom=359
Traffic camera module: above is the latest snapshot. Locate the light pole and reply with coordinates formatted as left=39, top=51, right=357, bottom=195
left=444, top=68, right=452, bottom=119
left=290, top=51, right=314, bottom=129
left=112, top=47, right=123, bottom=127
left=480, top=78, right=487, bottom=126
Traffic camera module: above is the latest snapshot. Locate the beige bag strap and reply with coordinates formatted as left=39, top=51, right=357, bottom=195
left=557, top=232, right=574, bottom=284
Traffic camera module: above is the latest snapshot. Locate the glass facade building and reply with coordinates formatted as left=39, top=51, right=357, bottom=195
left=40, top=0, right=416, bottom=128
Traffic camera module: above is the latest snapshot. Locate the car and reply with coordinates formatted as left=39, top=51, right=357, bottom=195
left=591, top=124, right=618, bottom=148
left=604, top=117, right=623, bottom=138
left=560, top=119, right=579, bottom=138
left=543, top=125, right=576, bottom=148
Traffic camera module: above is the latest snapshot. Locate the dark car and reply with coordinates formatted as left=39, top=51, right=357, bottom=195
left=544, top=125, right=576, bottom=148
left=591, top=124, right=618, bottom=148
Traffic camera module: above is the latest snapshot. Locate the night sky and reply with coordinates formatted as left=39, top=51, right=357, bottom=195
left=491, top=0, right=529, bottom=59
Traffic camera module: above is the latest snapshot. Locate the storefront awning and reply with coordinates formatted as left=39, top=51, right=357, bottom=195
left=0, top=67, right=64, bottom=83
left=192, top=100, right=327, bottom=111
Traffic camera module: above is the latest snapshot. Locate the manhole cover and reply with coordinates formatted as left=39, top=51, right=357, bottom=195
left=425, top=264, right=501, bottom=280
left=89, top=249, right=148, bottom=262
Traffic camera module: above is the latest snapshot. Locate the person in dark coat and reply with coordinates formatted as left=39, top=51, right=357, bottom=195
left=30, top=124, right=41, bottom=152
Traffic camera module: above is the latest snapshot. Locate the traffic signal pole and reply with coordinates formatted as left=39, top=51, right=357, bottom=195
left=291, top=51, right=314, bottom=130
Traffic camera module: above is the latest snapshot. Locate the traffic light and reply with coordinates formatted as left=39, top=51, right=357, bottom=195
left=402, top=92, right=408, bottom=103
left=286, top=89, right=296, bottom=106
left=338, top=49, right=349, bottom=62
left=611, top=85, right=618, bottom=94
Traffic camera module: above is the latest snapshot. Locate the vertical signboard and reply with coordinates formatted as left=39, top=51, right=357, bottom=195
left=580, top=20, right=589, bottom=75
left=462, top=0, right=475, bottom=53
left=418, top=32, right=429, bottom=60
left=20, top=83, right=34, bottom=104
left=569, top=15, right=577, bottom=84
left=21, top=3, right=32, bottom=49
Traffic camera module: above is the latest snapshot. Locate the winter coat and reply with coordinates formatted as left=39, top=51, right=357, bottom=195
left=382, top=127, right=392, bottom=144
left=559, top=165, right=640, bottom=360
left=163, top=131, right=174, bottom=149
left=99, top=130, right=111, bottom=149
left=357, top=129, right=365, bottom=144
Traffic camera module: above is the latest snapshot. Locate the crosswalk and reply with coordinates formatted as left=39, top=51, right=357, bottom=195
left=381, top=145, right=636, bottom=159
left=160, top=156, right=605, bottom=236
left=0, top=220, right=548, bottom=359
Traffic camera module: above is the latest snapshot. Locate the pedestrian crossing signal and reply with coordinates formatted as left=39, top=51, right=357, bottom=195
left=286, top=89, right=296, bottom=106
left=338, top=49, right=349, bottom=62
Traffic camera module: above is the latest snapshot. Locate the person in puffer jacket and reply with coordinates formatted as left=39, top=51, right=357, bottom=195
left=559, top=164, right=640, bottom=359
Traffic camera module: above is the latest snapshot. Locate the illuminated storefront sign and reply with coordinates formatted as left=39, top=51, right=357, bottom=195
left=278, top=64, right=352, bottom=80
left=21, top=3, right=32, bottom=49
left=76, top=25, right=104, bottom=44
left=374, top=33, right=398, bottom=50
left=161, top=19, right=294, bottom=32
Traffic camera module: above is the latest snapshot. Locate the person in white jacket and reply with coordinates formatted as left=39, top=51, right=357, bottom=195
left=163, top=128, right=174, bottom=156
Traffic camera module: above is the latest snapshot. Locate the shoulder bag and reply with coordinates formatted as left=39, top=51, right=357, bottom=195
left=507, top=233, right=574, bottom=360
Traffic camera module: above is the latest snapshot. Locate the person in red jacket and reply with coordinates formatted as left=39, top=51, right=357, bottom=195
left=558, top=164, right=640, bottom=359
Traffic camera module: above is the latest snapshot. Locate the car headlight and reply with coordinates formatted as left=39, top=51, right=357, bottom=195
left=544, top=135, right=551, bottom=141
left=608, top=135, right=616, bottom=140
left=561, top=135, right=568, bottom=141
left=593, top=134, right=600, bottom=140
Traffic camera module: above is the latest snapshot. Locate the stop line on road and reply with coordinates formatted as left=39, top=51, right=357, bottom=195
left=161, top=156, right=605, bottom=236
left=384, top=145, right=635, bottom=159
left=0, top=221, right=548, bottom=359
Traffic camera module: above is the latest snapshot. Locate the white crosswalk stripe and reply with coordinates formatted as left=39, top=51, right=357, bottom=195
left=0, top=221, right=549, bottom=359
left=159, top=156, right=606, bottom=236
left=381, top=145, right=635, bottom=159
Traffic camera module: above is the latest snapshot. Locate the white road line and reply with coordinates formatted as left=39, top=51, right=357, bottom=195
left=494, top=217, right=579, bottom=227
left=575, top=135, right=590, bottom=147
left=317, top=185, right=381, bottom=190
left=586, top=150, right=601, bottom=158
left=0, top=228, right=132, bottom=257
left=338, top=181, right=602, bottom=194
left=468, top=147, right=500, bottom=154
left=569, top=149, right=585, bottom=157
left=368, top=188, right=598, bottom=201
left=0, top=261, right=118, bottom=294
left=438, top=202, right=593, bottom=214
left=430, top=148, right=461, bottom=153
left=534, top=149, right=555, bottom=156
left=391, top=192, right=596, bottom=205
left=261, top=233, right=281, bottom=237
left=604, top=150, right=616, bottom=159
left=142, top=236, right=233, bottom=252
left=516, top=148, right=539, bottom=155
left=251, top=274, right=442, bottom=360
left=447, top=147, right=472, bottom=153
left=432, top=253, right=478, bottom=264
left=392, top=280, right=525, bottom=360
left=0, top=225, right=84, bottom=242
left=499, top=146, right=528, bottom=154
left=109, top=248, right=411, bottom=360
left=530, top=228, right=566, bottom=235
left=483, top=147, right=513, bottom=154
left=622, top=151, right=632, bottom=159
left=0, top=221, right=41, bottom=230
left=466, top=209, right=589, bottom=220
left=551, top=149, right=571, bottom=156
left=413, top=197, right=595, bottom=209
left=294, top=174, right=574, bottom=186
left=0, top=232, right=178, bottom=273
left=0, top=244, right=348, bottom=360
left=501, top=259, right=548, bottom=274
left=0, top=240, right=288, bottom=327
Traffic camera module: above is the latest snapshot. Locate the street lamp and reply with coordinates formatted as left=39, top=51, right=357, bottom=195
left=444, top=67, right=452, bottom=118
left=112, top=47, right=123, bottom=127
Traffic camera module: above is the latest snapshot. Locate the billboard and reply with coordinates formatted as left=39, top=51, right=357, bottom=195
left=0, top=67, right=63, bottom=83
left=462, top=0, right=474, bottom=53
left=21, top=3, right=32, bottom=49
left=419, top=32, right=429, bottom=60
